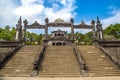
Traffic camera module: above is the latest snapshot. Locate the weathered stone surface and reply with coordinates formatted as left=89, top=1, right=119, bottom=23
left=1, top=77, right=120, bottom=80
left=103, top=47, right=120, bottom=66
left=0, top=45, right=42, bottom=77
left=0, top=48, right=15, bottom=61
left=77, top=45, right=120, bottom=77
left=39, top=46, right=81, bottom=77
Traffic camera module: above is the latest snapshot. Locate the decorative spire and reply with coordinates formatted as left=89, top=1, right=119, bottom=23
left=17, top=16, right=22, bottom=26
left=70, top=17, right=74, bottom=23
left=97, top=16, right=101, bottom=25
left=91, top=20, right=95, bottom=25
left=23, top=19, right=28, bottom=25
left=45, top=17, right=49, bottom=24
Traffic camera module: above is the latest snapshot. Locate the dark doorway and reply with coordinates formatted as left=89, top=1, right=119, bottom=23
left=56, top=42, right=62, bottom=45
left=63, top=43, right=65, bottom=45
left=52, top=43, right=55, bottom=46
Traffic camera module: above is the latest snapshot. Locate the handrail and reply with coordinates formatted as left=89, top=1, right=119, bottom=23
left=32, top=44, right=46, bottom=76
left=97, top=45, right=120, bottom=68
left=96, top=40, right=120, bottom=47
left=0, top=45, right=22, bottom=68
left=72, top=45, right=88, bottom=76
left=0, top=41, right=22, bottom=47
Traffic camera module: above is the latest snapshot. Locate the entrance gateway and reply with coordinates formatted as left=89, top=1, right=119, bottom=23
left=15, top=17, right=104, bottom=45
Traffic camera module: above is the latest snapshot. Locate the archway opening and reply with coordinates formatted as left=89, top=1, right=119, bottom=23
left=56, top=42, right=62, bottom=45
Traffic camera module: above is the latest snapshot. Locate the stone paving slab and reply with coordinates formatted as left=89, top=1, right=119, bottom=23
left=1, top=77, right=120, bottom=80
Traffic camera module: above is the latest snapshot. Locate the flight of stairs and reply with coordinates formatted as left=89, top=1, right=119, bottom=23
left=0, top=45, right=42, bottom=77
left=77, top=45, right=120, bottom=77
left=39, top=46, right=81, bottom=77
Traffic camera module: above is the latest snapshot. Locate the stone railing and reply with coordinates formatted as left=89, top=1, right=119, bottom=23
left=98, top=45, right=120, bottom=68
left=96, top=40, right=120, bottom=68
left=0, top=41, right=22, bottom=47
left=32, top=44, right=47, bottom=76
left=97, top=40, right=120, bottom=47
left=0, top=45, right=21, bottom=68
left=72, top=45, right=88, bottom=76
left=0, top=41, right=23, bottom=68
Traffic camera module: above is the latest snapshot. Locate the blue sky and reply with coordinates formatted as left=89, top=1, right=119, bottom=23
left=0, top=0, right=120, bottom=33
left=75, top=0, right=120, bottom=21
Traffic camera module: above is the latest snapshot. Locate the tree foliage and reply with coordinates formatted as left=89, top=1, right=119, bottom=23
left=0, top=26, right=44, bottom=44
left=103, top=24, right=120, bottom=39
left=26, top=31, right=44, bottom=45
left=0, top=26, right=15, bottom=41
left=75, top=31, right=93, bottom=45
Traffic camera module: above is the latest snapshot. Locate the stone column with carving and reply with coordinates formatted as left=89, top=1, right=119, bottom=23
left=91, top=20, right=96, bottom=40
left=45, top=18, right=49, bottom=42
left=70, top=18, right=74, bottom=43
left=23, top=19, right=28, bottom=45
left=96, top=16, right=104, bottom=41
left=15, top=16, right=22, bottom=41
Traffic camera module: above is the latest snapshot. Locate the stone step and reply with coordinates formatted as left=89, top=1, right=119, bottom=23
left=77, top=45, right=120, bottom=77
left=39, top=46, right=81, bottom=77
left=39, top=74, right=82, bottom=77
left=0, top=45, right=42, bottom=77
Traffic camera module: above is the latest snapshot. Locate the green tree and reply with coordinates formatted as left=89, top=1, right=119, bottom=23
left=75, top=32, right=84, bottom=44
left=83, top=31, right=93, bottom=45
left=5, top=25, right=10, bottom=31
left=0, top=27, right=3, bottom=33
left=104, top=24, right=120, bottom=39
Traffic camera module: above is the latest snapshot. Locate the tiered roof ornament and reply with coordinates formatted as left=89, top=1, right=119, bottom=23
left=31, top=21, right=41, bottom=26
left=81, top=20, right=85, bottom=25
left=54, top=18, right=66, bottom=23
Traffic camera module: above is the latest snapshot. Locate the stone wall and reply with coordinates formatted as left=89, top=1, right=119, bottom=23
left=103, top=47, right=120, bottom=66
left=0, top=48, right=15, bottom=61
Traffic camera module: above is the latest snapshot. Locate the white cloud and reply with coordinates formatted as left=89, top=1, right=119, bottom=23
left=43, top=0, right=76, bottom=22
left=0, top=0, right=18, bottom=27
left=0, top=0, right=76, bottom=30
left=14, top=0, right=77, bottom=33
left=15, top=4, right=44, bottom=16
left=1, top=0, right=120, bottom=34
left=60, top=0, right=67, bottom=5
left=14, top=0, right=76, bottom=23
left=102, top=9, right=120, bottom=29
left=15, top=0, right=44, bottom=17
left=43, top=8, right=74, bottom=22
left=77, top=9, right=120, bottom=33
left=21, top=0, right=38, bottom=5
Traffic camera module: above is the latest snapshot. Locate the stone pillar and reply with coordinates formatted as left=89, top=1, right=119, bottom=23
left=96, top=16, right=104, bottom=41
left=15, top=16, right=22, bottom=41
left=70, top=18, right=74, bottom=43
left=23, top=19, right=28, bottom=45
left=45, top=18, right=49, bottom=41
left=15, top=25, right=20, bottom=41
left=91, top=20, right=96, bottom=40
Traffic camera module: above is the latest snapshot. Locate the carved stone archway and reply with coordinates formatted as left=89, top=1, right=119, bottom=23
left=15, top=16, right=104, bottom=45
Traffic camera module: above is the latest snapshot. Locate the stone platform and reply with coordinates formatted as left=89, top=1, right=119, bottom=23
left=1, top=77, right=120, bottom=80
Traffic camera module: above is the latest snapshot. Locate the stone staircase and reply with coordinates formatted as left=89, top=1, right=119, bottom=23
left=0, top=45, right=42, bottom=77
left=77, top=45, right=120, bottom=77
left=39, top=46, right=81, bottom=77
